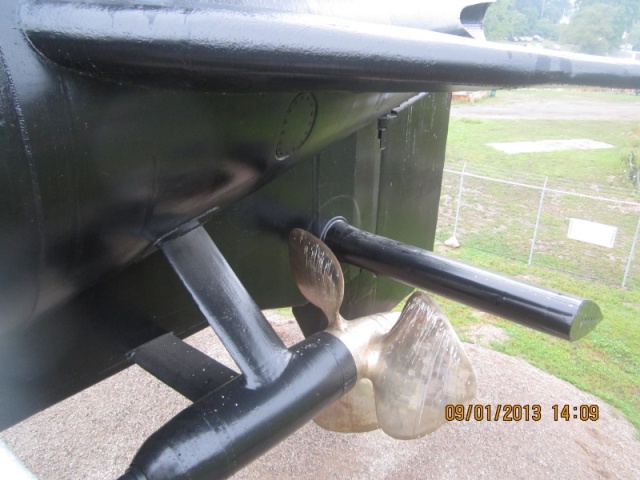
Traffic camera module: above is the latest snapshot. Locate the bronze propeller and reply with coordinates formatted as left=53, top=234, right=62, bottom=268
left=289, top=228, right=477, bottom=440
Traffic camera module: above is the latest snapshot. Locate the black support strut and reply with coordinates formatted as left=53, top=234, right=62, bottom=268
left=162, top=226, right=291, bottom=389
left=322, top=219, right=602, bottom=341
left=128, top=333, right=239, bottom=402
left=120, top=227, right=359, bottom=480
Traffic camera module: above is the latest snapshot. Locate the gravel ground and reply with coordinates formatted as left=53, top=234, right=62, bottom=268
left=450, top=91, right=640, bottom=121
left=2, top=313, right=639, bottom=480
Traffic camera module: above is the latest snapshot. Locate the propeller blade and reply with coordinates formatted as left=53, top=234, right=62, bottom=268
left=370, top=292, right=476, bottom=439
left=313, top=379, right=379, bottom=433
left=289, top=229, right=345, bottom=330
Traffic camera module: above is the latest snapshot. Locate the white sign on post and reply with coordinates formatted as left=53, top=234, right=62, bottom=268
left=567, top=218, right=617, bottom=248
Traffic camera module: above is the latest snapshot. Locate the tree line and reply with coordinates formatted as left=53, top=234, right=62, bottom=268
left=483, top=0, right=640, bottom=55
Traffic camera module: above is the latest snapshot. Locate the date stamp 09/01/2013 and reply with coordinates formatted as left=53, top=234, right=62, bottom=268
left=445, top=404, right=600, bottom=422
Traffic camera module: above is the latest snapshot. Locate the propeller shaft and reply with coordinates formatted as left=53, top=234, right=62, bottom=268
left=322, top=219, right=602, bottom=341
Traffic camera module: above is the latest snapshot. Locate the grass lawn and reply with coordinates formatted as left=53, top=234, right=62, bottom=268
left=439, top=89, right=640, bottom=435
left=447, top=119, right=640, bottom=184
left=431, top=246, right=640, bottom=436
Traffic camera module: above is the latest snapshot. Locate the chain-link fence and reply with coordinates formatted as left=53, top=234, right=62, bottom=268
left=437, top=161, right=640, bottom=288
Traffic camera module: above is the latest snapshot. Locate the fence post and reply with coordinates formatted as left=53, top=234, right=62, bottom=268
left=453, top=162, right=466, bottom=238
left=529, top=176, right=548, bottom=266
left=622, top=216, right=640, bottom=288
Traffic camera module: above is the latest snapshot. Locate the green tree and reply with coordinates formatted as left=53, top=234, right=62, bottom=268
left=533, top=18, right=560, bottom=40
left=516, top=0, right=571, bottom=23
left=540, top=0, right=572, bottom=23
left=515, top=0, right=541, bottom=31
left=562, top=3, right=625, bottom=54
left=484, top=0, right=531, bottom=40
left=576, top=0, right=640, bottom=30
left=484, top=0, right=570, bottom=41
left=628, top=23, right=640, bottom=50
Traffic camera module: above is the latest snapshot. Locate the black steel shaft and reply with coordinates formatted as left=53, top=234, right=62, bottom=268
left=323, top=219, right=602, bottom=341
left=122, top=333, right=357, bottom=480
